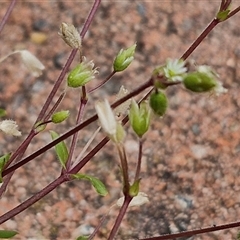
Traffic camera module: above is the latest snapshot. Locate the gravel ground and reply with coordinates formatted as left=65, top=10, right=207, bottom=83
left=0, top=1, right=240, bottom=240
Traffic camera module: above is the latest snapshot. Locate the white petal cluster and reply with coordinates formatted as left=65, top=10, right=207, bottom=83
left=116, top=192, right=149, bottom=207
left=0, top=120, right=21, bottom=136
left=197, top=65, right=227, bottom=96
left=163, top=59, right=187, bottom=82
left=19, top=50, right=45, bottom=77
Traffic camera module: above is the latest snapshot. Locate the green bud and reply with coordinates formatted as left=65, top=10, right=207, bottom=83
left=0, top=108, right=6, bottom=117
left=183, top=72, right=217, bottom=93
left=129, top=100, right=151, bottom=138
left=34, top=121, right=47, bottom=133
left=129, top=179, right=141, bottom=197
left=51, top=110, right=69, bottom=123
left=113, top=43, right=136, bottom=72
left=0, top=153, right=11, bottom=183
left=113, top=122, right=126, bottom=143
left=149, top=91, right=168, bottom=117
left=216, top=9, right=230, bottom=21
left=67, top=58, right=98, bottom=88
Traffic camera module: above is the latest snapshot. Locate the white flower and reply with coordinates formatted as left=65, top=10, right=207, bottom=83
left=0, top=120, right=21, bottom=136
left=95, top=99, right=125, bottom=143
left=197, top=65, right=218, bottom=78
left=163, top=58, right=187, bottom=82
left=116, top=192, right=149, bottom=207
left=95, top=99, right=117, bottom=136
left=19, top=50, right=45, bottom=77
left=211, top=80, right=228, bottom=96
left=0, top=50, right=45, bottom=77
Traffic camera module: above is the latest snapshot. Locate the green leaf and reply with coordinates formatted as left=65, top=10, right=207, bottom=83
left=129, top=179, right=141, bottom=197
left=216, top=9, right=230, bottom=21
left=72, top=174, right=108, bottom=196
left=0, top=109, right=6, bottom=117
left=0, top=153, right=11, bottom=183
left=76, top=236, right=89, bottom=240
left=0, top=230, right=18, bottom=238
left=50, top=131, right=69, bottom=169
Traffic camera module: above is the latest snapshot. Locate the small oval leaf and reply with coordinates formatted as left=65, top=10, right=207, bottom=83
left=76, top=236, right=89, bottom=240
left=71, top=174, right=108, bottom=196
left=50, top=131, right=69, bottom=169
left=0, top=230, right=18, bottom=238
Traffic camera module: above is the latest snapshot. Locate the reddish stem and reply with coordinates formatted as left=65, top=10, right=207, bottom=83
left=108, top=195, right=133, bottom=240
left=2, top=78, right=153, bottom=176
left=0, top=175, right=66, bottom=225
left=0, top=0, right=16, bottom=35
left=140, top=220, right=240, bottom=240
left=180, top=18, right=220, bottom=60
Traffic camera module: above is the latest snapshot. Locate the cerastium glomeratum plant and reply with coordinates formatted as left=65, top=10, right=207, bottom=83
left=0, top=1, right=240, bottom=239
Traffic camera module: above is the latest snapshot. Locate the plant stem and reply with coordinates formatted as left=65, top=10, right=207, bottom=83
left=80, top=0, right=101, bottom=38
left=36, top=49, right=78, bottom=122
left=44, top=91, right=66, bottom=121
left=107, top=195, right=133, bottom=240
left=36, top=0, right=101, bottom=122
left=66, top=89, right=88, bottom=170
left=228, top=5, right=240, bottom=19
left=88, top=71, right=116, bottom=93
left=140, top=220, right=240, bottom=240
left=134, top=138, right=143, bottom=182
left=117, top=144, right=130, bottom=195
left=180, top=18, right=220, bottom=61
left=3, top=78, right=153, bottom=176
left=0, top=175, right=66, bottom=225
left=0, top=0, right=16, bottom=35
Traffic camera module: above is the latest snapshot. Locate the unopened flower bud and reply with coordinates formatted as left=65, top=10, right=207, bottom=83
left=67, top=57, right=98, bottom=88
left=113, top=43, right=136, bottom=72
left=216, top=9, right=230, bottom=21
left=129, top=179, right=140, bottom=197
left=183, top=72, right=216, bottom=93
left=150, top=91, right=168, bottom=117
left=129, top=100, right=151, bottom=137
left=58, top=22, right=82, bottom=49
left=51, top=110, right=70, bottom=123
left=95, top=99, right=125, bottom=143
